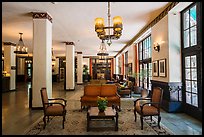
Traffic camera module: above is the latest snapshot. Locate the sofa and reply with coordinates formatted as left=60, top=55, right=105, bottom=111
left=80, top=84, right=121, bottom=110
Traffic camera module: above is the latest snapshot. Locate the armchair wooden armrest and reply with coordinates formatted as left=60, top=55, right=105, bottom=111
left=134, top=97, right=151, bottom=106
left=48, top=98, right=67, bottom=106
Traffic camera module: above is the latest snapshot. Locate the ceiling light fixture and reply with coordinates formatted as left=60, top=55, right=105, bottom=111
left=52, top=48, right=56, bottom=61
left=14, top=32, right=28, bottom=54
left=97, top=40, right=109, bottom=58
left=95, top=2, right=123, bottom=46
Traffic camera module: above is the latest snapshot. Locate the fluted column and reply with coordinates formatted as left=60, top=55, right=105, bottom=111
left=32, top=12, right=52, bottom=108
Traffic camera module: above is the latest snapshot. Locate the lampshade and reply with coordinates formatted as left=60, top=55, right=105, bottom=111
left=113, top=16, right=123, bottom=31
left=95, top=18, right=105, bottom=33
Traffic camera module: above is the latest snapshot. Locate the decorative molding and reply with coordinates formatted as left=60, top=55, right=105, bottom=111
left=63, top=41, right=75, bottom=45
left=115, top=2, right=179, bottom=57
left=32, top=12, right=53, bottom=23
left=3, top=42, right=16, bottom=46
left=77, top=52, right=82, bottom=54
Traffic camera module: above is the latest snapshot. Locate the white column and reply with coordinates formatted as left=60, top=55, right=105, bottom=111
left=77, top=52, right=83, bottom=84
left=3, top=43, right=16, bottom=90
left=65, top=42, right=75, bottom=90
left=32, top=12, right=52, bottom=108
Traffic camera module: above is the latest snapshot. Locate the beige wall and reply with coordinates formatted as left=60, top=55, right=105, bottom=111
left=152, top=15, right=169, bottom=82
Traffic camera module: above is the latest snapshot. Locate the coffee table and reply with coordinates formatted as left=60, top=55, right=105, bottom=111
left=87, top=106, right=118, bottom=131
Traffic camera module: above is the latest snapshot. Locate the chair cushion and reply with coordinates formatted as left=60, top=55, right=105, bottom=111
left=136, top=105, right=159, bottom=115
left=100, top=84, right=117, bottom=97
left=45, top=105, right=64, bottom=116
left=84, top=85, right=101, bottom=96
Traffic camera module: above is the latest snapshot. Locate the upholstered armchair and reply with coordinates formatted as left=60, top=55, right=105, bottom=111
left=133, top=87, right=163, bottom=130
left=40, top=87, right=67, bottom=129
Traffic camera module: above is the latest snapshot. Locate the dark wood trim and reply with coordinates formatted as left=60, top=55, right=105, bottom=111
left=32, top=12, right=52, bottom=23
left=151, top=80, right=183, bottom=113
left=180, top=2, right=202, bottom=122
left=31, top=107, right=43, bottom=110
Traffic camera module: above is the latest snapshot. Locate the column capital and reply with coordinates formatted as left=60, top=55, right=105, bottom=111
left=63, top=41, right=75, bottom=45
left=32, top=12, right=52, bottom=23
left=3, top=41, right=16, bottom=46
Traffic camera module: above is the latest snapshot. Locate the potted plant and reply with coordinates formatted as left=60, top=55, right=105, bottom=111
left=97, top=96, right=108, bottom=112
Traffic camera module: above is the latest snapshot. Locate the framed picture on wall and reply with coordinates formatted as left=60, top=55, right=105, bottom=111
left=159, top=59, right=166, bottom=77
left=152, top=60, right=159, bottom=77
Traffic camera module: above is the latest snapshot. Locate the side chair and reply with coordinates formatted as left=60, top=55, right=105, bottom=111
left=133, top=87, right=163, bottom=130
left=40, top=87, right=67, bottom=129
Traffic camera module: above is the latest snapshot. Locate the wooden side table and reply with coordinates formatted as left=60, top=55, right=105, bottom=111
left=87, top=107, right=118, bottom=131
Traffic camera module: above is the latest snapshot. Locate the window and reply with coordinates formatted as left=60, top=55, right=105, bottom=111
left=138, top=35, right=152, bottom=90
left=181, top=2, right=202, bottom=116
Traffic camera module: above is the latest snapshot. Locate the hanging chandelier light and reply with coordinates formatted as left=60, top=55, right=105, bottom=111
left=52, top=48, right=56, bottom=61
left=14, top=32, right=28, bottom=54
left=97, top=40, right=109, bottom=58
left=95, top=2, right=123, bottom=46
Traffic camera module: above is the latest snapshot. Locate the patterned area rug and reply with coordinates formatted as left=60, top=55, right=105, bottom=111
left=24, top=99, right=173, bottom=135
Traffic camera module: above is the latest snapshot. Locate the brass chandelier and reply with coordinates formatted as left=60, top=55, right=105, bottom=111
left=95, top=2, right=123, bottom=46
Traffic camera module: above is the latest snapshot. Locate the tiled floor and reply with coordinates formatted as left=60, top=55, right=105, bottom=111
left=2, top=82, right=202, bottom=135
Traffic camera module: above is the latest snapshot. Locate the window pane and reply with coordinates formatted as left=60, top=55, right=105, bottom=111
left=190, top=26, right=197, bottom=46
left=185, top=56, right=190, bottom=68
left=191, top=55, right=196, bottom=67
left=185, top=80, right=191, bottom=92
left=190, top=5, right=197, bottom=27
left=184, top=30, right=190, bottom=48
left=185, top=69, right=191, bottom=79
left=191, top=69, right=197, bottom=80
left=183, top=10, right=189, bottom=29
left=192, top=81, right=197, bottom=93
left=186, top=92, right=191, bottom=104
left=192, top=94, right=198, bottom=107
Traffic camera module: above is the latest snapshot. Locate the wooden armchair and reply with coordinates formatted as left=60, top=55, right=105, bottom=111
left=40, top=87, right=67, bottom=129
left=133, top=87, right=163, bottom=130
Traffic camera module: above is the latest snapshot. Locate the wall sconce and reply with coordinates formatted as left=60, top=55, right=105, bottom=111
left=154, top=42, right=160, bottom=52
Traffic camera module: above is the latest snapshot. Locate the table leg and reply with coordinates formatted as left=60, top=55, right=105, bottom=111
left=115, top=112, right=118, bottom=131
left=87, top=112, right=90, bottom=132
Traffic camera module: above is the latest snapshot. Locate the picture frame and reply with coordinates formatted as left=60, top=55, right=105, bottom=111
left=159, top=59, right=166, bottom=77
left=152, top=60, right=159, bottom=77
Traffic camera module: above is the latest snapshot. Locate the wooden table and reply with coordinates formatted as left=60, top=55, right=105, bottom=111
left=87, top=107, right=118, bottom=131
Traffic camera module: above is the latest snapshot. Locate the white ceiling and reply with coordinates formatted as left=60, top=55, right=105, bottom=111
left=2, top=2, right=169, bottom=57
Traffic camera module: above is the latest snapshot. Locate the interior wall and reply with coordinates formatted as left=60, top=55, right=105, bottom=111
left=151, top=15, right=169, bottom=83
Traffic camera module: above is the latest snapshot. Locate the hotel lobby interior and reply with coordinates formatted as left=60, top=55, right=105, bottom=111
left=2, top=2, right=202, bottom=135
